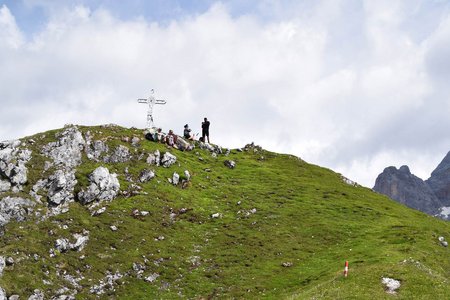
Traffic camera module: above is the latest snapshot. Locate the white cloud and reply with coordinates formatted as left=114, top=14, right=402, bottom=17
left=0, top=5, right=24, bottom=48
left=1, top=1, right=450, bottom=187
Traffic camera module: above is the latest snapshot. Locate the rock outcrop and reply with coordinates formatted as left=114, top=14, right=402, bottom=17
left=78, top=167, right=120, bottom=205
left=426, top=151, right=450, bottom=208
left=0, top=197, right=35, bottom=227
left=42, top=126, right=85, bottom=169
left=373, top=166, right=442, bottom=214
left=47, top=170, right=77, bottom=206
left=374, top=151, right=450, bottom=219
left=0, top=140, right=31, bottom=192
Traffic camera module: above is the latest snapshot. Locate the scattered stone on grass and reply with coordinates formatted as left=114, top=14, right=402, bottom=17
left=438, top=236, right=448, bottom=247
left=381, top=277, right=401, bottom=294
left=224, top=160, right=236, bottom=169
left=161, top=152, right=177, bottom=168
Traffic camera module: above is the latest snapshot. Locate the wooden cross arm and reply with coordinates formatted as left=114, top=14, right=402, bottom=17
left=137, top=99, right=148, bottom=103
left=155, top=100, right=166, bottom=104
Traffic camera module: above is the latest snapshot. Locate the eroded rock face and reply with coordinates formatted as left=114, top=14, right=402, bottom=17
left=139, top=169, right=155, bottom=183
left=78, top=167, right=120, bottom=205
left=105, top=145, right=131, bottom=163
left=0, top=256, right=5, bottom=277
left=0, top=197, right=35, bottom=227
left=85, top=132, right=109, bottom=162
left=146, top=150, right=160, bottom=166
left=0, top=181, right=10, bottom=193
left=161, top=152, right=176, bottom=168
left=373, top=166, right=443, bottom=214
left=426, top=151, right=450, bottom=207
left=0, top=140, right=31, bottom=192
left=47, top=170, right=77, bottom=206
left=42, top=126, right=85, bottom=169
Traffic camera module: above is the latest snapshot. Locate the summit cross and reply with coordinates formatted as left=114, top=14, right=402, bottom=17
left=137, top=89, right=167, bottom=129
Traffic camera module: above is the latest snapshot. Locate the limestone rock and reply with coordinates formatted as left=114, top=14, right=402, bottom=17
left=0, top=287, right=6, bottom=300
left=176, top=137, right=194, bottom=151
left=224, top=160, right=236, bottom=169
left=381, top=277, right=401, bottom=294
left=105, top=145, right=131, bottom=163
left=55, top=238, right=71, bottom=253
left=47, top=170, right=77, bottom=206
left=373, top=166, right=442, bottom=214
left=0, top=140, right=31, bottom=191
left=0, top=197, right=35, bottom=227
left=146, top=150, right=160, bottom=166
left=0, top=256, right=5, bottom=277
left=139, top=169, right=155, bottom=183
left=184, top=170, right=191, bottom=181
left=71, top=233, right=89, bottom=251
left=172, top=172, right=179, bottom=185
left=5, top=257, right=13, bottom=267
left=85, top=135, right=109, bottom=161
left=42, top=126, right=85, bottom=168
left=28, top=289, right=44, bottom=300
left=0, top=181, right=10, bottom=193
left=78, top=167, right=120, bottom=205
left=161, top=152, right=177, bottom=168
left=426, top=151, right=450, bottom=207
left=131, top=137, right=140, bottom=147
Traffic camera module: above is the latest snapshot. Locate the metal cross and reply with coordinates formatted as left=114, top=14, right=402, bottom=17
left=137, top=89, right=166, bottom=129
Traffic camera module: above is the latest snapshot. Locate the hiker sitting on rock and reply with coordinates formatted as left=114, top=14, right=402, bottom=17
left=155, top=128, right=165, bottom=143
left=166, top=130, right=178, bottom=149
left=183, top=124, right=194, bottom=140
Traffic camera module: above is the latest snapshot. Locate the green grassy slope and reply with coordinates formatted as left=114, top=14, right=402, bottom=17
left=0, top=125, right=449, bottom=299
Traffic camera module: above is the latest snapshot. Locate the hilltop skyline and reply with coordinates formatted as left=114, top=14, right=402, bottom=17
left=1, top=0, right=450, bottom=187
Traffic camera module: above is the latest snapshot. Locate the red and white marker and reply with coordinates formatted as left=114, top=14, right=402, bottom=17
left=344, top=261, right=349, bottom=277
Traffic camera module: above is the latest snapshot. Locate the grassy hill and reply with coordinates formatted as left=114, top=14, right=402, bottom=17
left=0, top=125, right=449, bottom=299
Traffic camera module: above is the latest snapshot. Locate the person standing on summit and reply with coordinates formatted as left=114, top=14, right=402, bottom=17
left=201, top=117, right=210, bottom=143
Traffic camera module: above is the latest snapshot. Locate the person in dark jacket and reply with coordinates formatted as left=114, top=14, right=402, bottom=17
left=201, top=117, right=210, bottom=143
left=183, top=124, right=193, bottom=140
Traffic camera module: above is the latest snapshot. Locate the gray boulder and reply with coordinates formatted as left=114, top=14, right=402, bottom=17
left=161, top=152, right=176, bottom=168
left=0, top=256, right=5, bottom=277
left=0, top=197, right=35, bottom=227
left=78, top=167, right=120, bottom=205
left=105, top=145, right=131, bottom=163
left=70, top=233, right=89, bottom=251
left=172, top=172, right=180, bottom=185
left=139, top=169, right=155, bottom=183
left=0, top=181, right=10, bottom=193
left=47, top=170, right=77, bottom=206
left=146, top=150, right=160, bottom=166
left=86, top=138, right=109, bottom=161
left=373, top=166, right=443, bottom=214
left=28, top=289, right=44, bottom=300
left=55, top=238, right=71, bottom=253
left=0, top=287, right=5, bottom=300
left=224, top=160, right=236, bottom=169
left=42, top=126, right=85, bottom=168
left=0, top=140, right=32, bottom=191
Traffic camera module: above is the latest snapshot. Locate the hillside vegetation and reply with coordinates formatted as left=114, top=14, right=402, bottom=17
left=0, top=125, right=449, bottom=299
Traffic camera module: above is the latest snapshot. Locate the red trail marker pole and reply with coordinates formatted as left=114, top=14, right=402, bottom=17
left=344, top=261, right=349, bottom=277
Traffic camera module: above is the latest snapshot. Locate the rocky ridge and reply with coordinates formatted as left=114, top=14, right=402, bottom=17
left=374, top=153, right=450, bottom=220
left=0, top=124, right=226, bottom=298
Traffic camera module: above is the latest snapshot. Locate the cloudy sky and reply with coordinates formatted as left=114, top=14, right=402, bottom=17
left=1, top=0, right=450, bottom=187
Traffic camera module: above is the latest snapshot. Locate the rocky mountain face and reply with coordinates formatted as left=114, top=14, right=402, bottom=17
left=374, top=153, right=450, bottom=220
